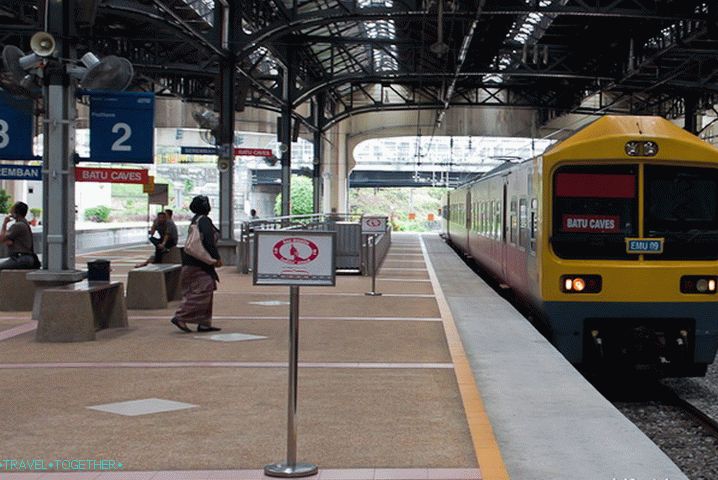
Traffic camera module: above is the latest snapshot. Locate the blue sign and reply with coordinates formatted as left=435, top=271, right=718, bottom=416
left=0, top=93, right=34, bottom=160
left=88, top=91, right=154, bottom=164
left=0, top=164, right=41, bottom=181
left=626, top=238, right=664, bottom=254
left=181, top=146, right=218, bottom=155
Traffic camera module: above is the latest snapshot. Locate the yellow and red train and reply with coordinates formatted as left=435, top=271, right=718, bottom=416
left=443, top=116, right=718, bottom=376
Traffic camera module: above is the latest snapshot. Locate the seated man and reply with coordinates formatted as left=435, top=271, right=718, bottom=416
left=0, top=201, right=39, bottom=270
left=136, top=210, right=179, bottom=267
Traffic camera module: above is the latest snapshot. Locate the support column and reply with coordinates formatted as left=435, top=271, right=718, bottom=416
left=30, top=0, right=85, bottom=333
left=280, top=49, right=295, bottom=217
left=312, top=95, right=325, bottom=213
left=215, top=1, right=238, bottom=265
left=684, top=95, right=699, bottom=134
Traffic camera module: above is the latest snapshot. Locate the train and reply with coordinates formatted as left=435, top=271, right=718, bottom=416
left=442, top=115, right=718, bottom=377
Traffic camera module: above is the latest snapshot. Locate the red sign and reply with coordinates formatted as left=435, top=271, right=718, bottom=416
left=273, top=238, right=320, bottom=265
left=555, top=173, right=635, bottom=198
left=561, top=214, right=621, bottom=233
left=234, top=148, right=273, bottom=157
left=75, top=167, right=149, bottom=184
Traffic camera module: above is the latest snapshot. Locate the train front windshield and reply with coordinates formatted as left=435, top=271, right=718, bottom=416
left=552, top=164, right=718, bottom=260
left=552, top=165, right=638, bottom=259
left=645, top=165, right=718, bottom=260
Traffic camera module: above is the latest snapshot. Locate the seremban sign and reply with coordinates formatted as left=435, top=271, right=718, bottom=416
left=562, top=214, right=621, bottom=233
left=75, top=167, right=149, bottom=184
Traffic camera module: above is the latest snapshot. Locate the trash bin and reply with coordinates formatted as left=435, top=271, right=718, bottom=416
left=87, top=259, right=111, bottom=282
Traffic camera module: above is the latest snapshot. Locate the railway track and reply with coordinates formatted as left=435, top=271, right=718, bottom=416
left=661, top=384, right=718, bottom=442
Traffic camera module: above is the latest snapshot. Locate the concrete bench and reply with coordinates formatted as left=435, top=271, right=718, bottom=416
left=159, top=246, right=182, bottom=264
left=36, top=281, right=128, bottom=342
left=126, top=264, right=182, bottom=309
left=0, top=269, right=36, bottom=311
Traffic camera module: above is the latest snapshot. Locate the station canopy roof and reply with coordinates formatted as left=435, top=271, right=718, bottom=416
left=0, top=0, right=716, bottom=133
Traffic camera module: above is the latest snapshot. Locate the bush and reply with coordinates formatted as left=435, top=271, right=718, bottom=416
left=274, top=175, right=314, bottom=216
left=30, top=208, right=41, bottom=219
left=0, top=189, right=11, bottom=214
left=84, top=205, right=111, bottom=223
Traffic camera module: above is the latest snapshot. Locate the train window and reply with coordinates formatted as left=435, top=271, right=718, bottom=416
left=510, top=197, right=518, bottom=244
left=519, top=198, right=529, bottom=250
left=530, top=197, right=538, bottom=252
left=494, top=201, right=501, bottom=239
left=552, top=164, right=638, bottom=260
left=644, top=165, right=718, bottom=260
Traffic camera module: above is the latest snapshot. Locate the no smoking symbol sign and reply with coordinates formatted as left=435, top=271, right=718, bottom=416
left=366, top=218, right=382, bottom=227
left=273, top=238, right=319, bottom=265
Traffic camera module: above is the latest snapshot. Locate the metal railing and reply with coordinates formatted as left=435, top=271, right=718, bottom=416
left=237, top=213, right=390, bottom=275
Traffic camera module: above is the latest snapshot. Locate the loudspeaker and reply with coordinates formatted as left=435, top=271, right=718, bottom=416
left=217, top=158, right=231, bottom=172
left=30, top=32, right=56, bottom=58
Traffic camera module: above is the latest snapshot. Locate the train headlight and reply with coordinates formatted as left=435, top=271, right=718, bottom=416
left=680, top=276, right=718, bottom=294
left=624, top=140, right=659, bottom=156
left=561, top=275, right=602, bottom=293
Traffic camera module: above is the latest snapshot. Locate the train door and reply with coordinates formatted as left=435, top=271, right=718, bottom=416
left=465, top=190, right=472, bottom=235
left=501, top=180, right=509, bottom=280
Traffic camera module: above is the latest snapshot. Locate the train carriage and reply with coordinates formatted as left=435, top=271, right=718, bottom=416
left=445, top=116, right=718, bottom=376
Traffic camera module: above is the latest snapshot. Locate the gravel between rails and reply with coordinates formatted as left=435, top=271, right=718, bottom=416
left=607, top=362, right=718, bottom=480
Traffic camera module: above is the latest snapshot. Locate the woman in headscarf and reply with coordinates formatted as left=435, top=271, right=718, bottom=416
left=171, top=195, right=223, bottom=333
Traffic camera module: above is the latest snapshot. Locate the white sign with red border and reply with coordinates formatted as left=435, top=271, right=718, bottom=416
left=254, top=231, right=336, bottom=286
left=361, top=216, right=388, bottom=233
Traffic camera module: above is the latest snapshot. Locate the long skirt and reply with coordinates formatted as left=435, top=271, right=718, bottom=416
left=174, top=266, right=217, bottom=326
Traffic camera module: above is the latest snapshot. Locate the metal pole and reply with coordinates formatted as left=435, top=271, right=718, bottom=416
left=365, top=235, right=382, bottom=296
left=264, top=286, right=318, bottom=478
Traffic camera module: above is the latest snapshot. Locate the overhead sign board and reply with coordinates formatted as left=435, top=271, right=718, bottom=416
left=361, top=216, right=388, bottom=233
left=235, top=148, right=273, bottom=157
left=0, top=93, right=34, bottom=160
left=0, top=164, right=41, bottom=181
left=88, top=91, right=155, bottom=164
left=254, top=231, right=336, bottom=286
left=181, top=146, right=218, bottom=155
left=626, top=238, right=664, bottom=254
left=148, top=183, right=169, bottom=205
left=75, top=167, right=149, bottom=184
left=143, top=175, right=155, bottom=194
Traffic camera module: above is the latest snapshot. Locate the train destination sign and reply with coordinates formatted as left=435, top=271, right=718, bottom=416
left=235, top=148, right=273, bottom=157
left=75, top=167, right=149, bottom=184
left=561, top=214, right=620, bottom=233
left=181, top=146, right=218, bottom=155
left=0, top=165, right=41, bottom=181
left=362, top=216, right=388, bottom=233
left=626, top=238, right=664, bottom=254
left=254, top=230, right=336, bottom=286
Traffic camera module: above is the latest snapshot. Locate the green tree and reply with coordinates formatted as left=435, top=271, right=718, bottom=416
left=0, top=189, right=11, bottom=213
left=274, top=175, right=314, bottom=216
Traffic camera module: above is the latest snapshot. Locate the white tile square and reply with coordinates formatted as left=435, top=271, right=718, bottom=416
left=87, top=398, right=197, bottom=416
left=194, top=333, right=267, bottom=343
left=249, top=300, right=289, bottom=306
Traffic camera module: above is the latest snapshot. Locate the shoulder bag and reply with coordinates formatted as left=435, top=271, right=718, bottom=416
left=184, top=216, right=217, bottom=265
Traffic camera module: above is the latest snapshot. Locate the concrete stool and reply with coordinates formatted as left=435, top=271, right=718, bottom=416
left=36, top=281, right=128, bottom=342
left=160, top=246, right=182, bottom=264
left=0, top=269, right=36, bottom=311
left=126, top=264, right=182, bottom=309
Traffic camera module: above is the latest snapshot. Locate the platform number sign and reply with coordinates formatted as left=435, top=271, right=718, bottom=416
left=88, top=91, right=155, bottom=164
left=0, top=92, right=34, bottom=160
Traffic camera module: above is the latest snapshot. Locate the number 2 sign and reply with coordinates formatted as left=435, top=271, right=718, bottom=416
left=88, top=91, right=154, bottom=164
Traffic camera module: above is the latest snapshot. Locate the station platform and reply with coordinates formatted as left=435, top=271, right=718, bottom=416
left=0, top=233, right=686, bottom=480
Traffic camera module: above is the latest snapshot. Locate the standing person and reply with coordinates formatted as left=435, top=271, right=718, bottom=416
left=0, top=202, right=39, bottom=270
left=250, top=208, right=259, bottom=220
left=171, top=195, right=223, bottom=333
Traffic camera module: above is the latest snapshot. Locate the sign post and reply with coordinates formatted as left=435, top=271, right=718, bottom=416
left=361, top=216, right=387, bottom=296
left=254, top=230, right=335, bottom=478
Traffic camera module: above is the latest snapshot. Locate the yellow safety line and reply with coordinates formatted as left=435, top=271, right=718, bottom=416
left=419, top=235, right=511, bottom=480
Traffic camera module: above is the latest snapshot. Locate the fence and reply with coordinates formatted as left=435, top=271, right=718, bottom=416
left=237, top=213, right=391, bottom=275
